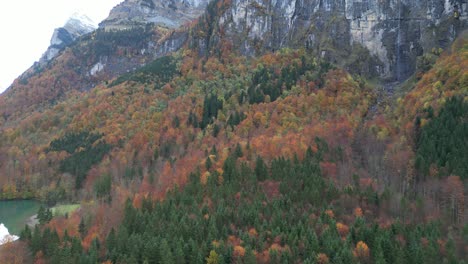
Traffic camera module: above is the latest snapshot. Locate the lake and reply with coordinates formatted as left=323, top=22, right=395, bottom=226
left=0, top=200, right=41, bottom=235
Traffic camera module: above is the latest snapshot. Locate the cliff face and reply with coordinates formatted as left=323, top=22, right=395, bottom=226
left=40, top=14, right=96, bottom=64
left=100, top=0, right=210, bottom=30
left=345, top=0, right=467, bottom=80
left=196, top=0, right=467, bottom=80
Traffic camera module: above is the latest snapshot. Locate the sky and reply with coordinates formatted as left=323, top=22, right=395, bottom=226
left=0, top=0, right=123, bottom=93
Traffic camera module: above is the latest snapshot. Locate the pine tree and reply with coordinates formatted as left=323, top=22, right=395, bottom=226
left=160, top=239, right=175, bottom=264
left=45, top=208, right=53, bottom=222
left=30, top=225, right=42, bottom=254
left=244, top=248, right=257, bottom=264
left=143, top=237, right=160, bottom=263
left=174, top=241, right=185, bottom=264
left=20, top=224, right=32, bottom=240
left=70, top=237, right=83, bottom=259
left=235, top=143, right=243, bottom=158
left=79, top=217, right=86, bottom=239
left=206, top=156, right=213, bottom=170
left=87, top=238, right=100, bottom=264
left=255, top=156, right=268, bottom=181
left=106, top=228, right=117, bottom=259
left=63, top=229, right=70, bottom=242
left=211, top=145, right=218, bottom=155
left=37, top=205, right=46, bottom=224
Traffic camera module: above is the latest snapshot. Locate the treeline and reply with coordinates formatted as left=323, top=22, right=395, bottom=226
left=22, top=144, right=464, bottom=263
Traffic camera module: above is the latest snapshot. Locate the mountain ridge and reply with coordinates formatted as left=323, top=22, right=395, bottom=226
left=40, top=13, right=97, bottom=64
left=99, top=0, right=210, bottom=30
left=2, top=0, right=466, bottom=119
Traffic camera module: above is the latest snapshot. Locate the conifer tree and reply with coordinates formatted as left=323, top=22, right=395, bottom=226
left=79, top=217, right=86, bottom=239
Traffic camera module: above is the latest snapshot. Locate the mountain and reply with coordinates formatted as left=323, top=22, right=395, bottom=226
left=100, top=0, right=210, bottom=29
left=0, top=0, right=467, bottom=263
left=2, top=0, right=465, bottom=119
left=4, top=13, right=97, bottom=100
left=40, top=13, right=97, bottom=64
left=189, top=0, right=467, bottom=80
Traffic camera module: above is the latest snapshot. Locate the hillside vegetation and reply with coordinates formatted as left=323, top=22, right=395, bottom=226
left=0, top=8, right=466, bottom=264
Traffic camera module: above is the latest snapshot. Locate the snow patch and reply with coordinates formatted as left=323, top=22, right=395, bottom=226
left=64, top=13, right=97, bottom=37
left=69, top=12, right=98, bottom=28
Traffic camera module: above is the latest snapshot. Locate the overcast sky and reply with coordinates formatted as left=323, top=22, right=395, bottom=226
left=0, top=0, right=123, bottom=93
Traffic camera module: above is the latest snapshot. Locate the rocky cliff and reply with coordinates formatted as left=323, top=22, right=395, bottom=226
left=40, top=13, right=96, bottom=64
left=192, top=0, right=467, bottom=81
left=100, top=0, right=210, bottom=30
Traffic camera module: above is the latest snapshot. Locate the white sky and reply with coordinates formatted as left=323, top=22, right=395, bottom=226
left=0, top=0, right=123, bottom=93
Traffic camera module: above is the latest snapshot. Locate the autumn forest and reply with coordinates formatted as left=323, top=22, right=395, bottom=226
left=0, top=1, right=467, bottom=263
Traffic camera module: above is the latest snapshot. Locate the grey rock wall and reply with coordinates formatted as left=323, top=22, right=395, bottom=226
left=100, top=0, right=211, bottom=30
left=39, top=15, right=96, bottom=64
left=205, top=0, right=467, bottom=80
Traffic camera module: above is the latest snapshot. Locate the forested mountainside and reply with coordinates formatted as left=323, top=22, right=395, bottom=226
left=2, top=0, right=466, bottom=119
left=0, top=0, right=467, bottom=263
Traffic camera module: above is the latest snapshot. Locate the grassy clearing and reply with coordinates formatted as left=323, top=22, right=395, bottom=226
left=51, top=204, right=80, bottom=216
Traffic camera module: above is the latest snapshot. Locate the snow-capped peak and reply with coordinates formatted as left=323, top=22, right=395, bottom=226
left=66, top=12, right=97, bottom=32
left=39, top=12, right=97, bottom=64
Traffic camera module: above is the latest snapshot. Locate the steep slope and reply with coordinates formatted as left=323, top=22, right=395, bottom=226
left=0, top=0, right=467, bottom=262
left=10, top=14, right=97, bottom=93
left=0, top=24, right=181, bottom=120
left=2, top=0, right=466, bottom=121
left=0, top=1, right=211, bottom=121
left=100, top=0, right=210, bottom=29
left=8, top=33, right=467, bottom=264
left=40, top=13, right=97, bottom=64
left=191, top=0, right=467, bottom=80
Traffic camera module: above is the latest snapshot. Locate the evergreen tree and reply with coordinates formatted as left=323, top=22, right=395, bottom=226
left=70, top=237, right=83, bottom=259
left=45, top=208, right=53, bottom=222
left=37, top=205, right=46, bottom=224
left=174, top=241, right=185, bottom=264
left=23, top=148, right=465, bottom=263
left=211, top=145, right=218, bottom=156
left=20, top=224, right=32, bottom=240
left=206, top=156, right=213, bottom=171
left=88, top=238, right=100, bottom=264
left=244, top=248, right=257, bottom=264
left=106, top=228, right=117, bottom=259
left=255, top=156, right=268, bottom=181
left=235, top=143, right=243, bottom=158
left=30, top=225, right=42, bottom=254
left=160, top=239, right=175, bottom=264
left=79, top=217, right=86, bottom=239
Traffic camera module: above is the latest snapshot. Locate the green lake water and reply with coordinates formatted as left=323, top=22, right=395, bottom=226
left=0, top=200, right=41, bottom=235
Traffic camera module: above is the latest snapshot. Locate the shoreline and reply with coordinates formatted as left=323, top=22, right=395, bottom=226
left=25, top=214, right=39, bottom=228
left=0, top=200, right=42, bottom=235
left=0, top=198, right=40, bottom=202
